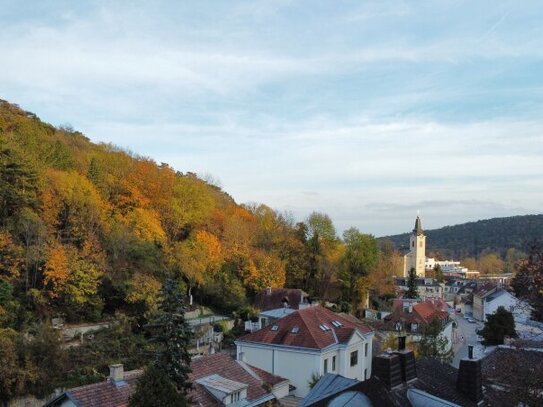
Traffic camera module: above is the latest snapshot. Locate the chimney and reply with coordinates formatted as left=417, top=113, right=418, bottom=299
left=456, top=347, right=483, bottom=403
left=394, top=336, right=417, bottom=383
left=109, top=364, right=125, bottom=387
left=398, top=336, right=406, bottom=351
left=374, top=352, right=403, bottom=389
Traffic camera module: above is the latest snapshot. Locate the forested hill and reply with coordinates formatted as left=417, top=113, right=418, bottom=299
left=381, top=215, right=543, bottom=258
left=0, top=98, right=304, bottom=323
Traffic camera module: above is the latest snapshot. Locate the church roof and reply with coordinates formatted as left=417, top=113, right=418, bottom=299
left=413, top=216, right=423, bottom=236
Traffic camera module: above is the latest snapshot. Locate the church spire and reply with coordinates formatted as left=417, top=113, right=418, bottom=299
left=413, top=215, right=423, bottom=235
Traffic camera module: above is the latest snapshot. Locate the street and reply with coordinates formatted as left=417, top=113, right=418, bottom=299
left=451, top=313, right=486, bottom=368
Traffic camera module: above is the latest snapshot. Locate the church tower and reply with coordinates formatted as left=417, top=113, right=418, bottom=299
left=403, top=215, right=426, bottom=277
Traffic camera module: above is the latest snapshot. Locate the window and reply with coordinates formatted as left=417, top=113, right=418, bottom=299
left=324, top=358, right=328, bottom=374
left=271, top=325, right=279, bottom=331
left=365, top=343, right=368, bottom=357
left=364, top=368, right=368, bottom=380
left=291, top=326, right=300, bottom=334
left=332, top=356, right=336, bottom=371
left=350, top=350, right=358, bottom=367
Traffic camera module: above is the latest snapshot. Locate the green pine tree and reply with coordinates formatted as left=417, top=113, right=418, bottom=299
left=405, top=267, right=419, bottom=299
left=130, top=277, right=192, bottom=406
left=434, top=264, right=444, bottom=283
left=480, top=306, right=517, bottom=345
left=417, top=319, right=453, bottom=363
left=129, top=364, right=186, bottom=407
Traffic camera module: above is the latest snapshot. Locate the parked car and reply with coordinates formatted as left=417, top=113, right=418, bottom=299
left=467, top=318, right=476, bottom=323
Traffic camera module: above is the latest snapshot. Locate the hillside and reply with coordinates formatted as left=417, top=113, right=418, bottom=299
left=380, top=215, right=543, bottom=258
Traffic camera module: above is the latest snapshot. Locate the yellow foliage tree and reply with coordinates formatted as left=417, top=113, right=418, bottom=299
left=126, top=273, right=162, bottom=313
left=173, top=230, right=223, bottom=300
left=43, top=243, right=70, bottom=298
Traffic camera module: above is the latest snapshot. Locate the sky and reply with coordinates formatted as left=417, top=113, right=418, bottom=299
left=1, top=0, right=543, bottom=236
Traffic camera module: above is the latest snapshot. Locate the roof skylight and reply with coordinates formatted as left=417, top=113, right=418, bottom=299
left=271, top=325, right=279, bottom=331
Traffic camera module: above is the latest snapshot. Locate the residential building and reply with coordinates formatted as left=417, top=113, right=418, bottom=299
left=403, top=216, right=426, bottom=277
left=301, top=344, right=483, bottom=406
left=395, top=277, right=443, bottom=300
left=383, top=299, right=453, bottom=351
left=473, top=284, right=531, bottom=322
left=253, top=287, right=311, bottom=312
left=45, top=354, right=289, bottom=407
left=235, top=305, right=373, bottom=398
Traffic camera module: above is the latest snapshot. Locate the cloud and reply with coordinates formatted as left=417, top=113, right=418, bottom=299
left=1, top=1, right=542, bottom=235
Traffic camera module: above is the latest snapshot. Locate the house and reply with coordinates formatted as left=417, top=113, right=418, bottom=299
left=473, top=283, right=530, bottom=322
left=45, top=354, right=289, bottom=407
left=191, top=353, right=290, bottom=406
left=235, top=305, right=373, bottom=398
left=395, top=277, right=443, bottom=300
left=472, top=283, right=497, bottom=321
left=245, top=287, right=313, bottom=332
left=253, top=287, right=311, bottom=312
left=383, top=299, right=453, bottom=351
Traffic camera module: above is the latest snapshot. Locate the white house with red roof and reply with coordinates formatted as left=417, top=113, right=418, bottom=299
left=235, top=305, right=374, bottom=397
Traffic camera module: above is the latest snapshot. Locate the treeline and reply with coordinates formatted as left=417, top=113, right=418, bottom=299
left=0, top=99, right=403, bottom=330
left=381, top=215, right=543, bottom=259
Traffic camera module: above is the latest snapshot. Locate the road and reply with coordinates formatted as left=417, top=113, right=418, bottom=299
left=451, top=313, right=486, bottom=368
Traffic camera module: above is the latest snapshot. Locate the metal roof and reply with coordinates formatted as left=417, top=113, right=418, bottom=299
left=299, top=374, right=359, bottom=407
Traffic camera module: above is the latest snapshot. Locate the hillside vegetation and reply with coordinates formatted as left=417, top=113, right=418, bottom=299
left=381, top=215, right=543, bottom=259
left=0, top=99, right=396, bottom=399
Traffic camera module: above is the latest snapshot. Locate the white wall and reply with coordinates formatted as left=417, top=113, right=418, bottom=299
left=237, top=343, right=318, bottom=397
left=237, top=332, right=373, bottom=398
left=485, top=293, right=531, bottom=323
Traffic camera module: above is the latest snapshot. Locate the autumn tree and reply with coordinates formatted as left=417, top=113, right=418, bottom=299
left=173, top=230, right=223, bottom=303
left=342, top=228, right=379, bottom=308
left=511, top=245, right=543, bottom=321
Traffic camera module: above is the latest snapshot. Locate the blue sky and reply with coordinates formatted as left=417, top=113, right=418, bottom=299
left=1, top=0, right=543, bottom=236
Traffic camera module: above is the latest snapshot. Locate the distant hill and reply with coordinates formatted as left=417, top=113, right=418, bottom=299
left=380, top=215, right=543, bottom=258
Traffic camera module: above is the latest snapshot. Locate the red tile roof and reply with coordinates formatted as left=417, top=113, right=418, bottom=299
left=191, top=353, right=287, bottom=406
left=238, top=306, right=372, bottom=349
left=65, top=370, right=142, bottom=407
left=49, top=354, right=287, bottom=407
left=253, top=288, right=308, bottom=311
left=384, top=300, right=449, bottom=328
